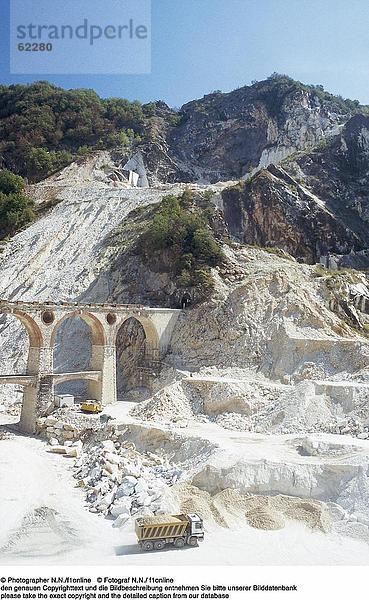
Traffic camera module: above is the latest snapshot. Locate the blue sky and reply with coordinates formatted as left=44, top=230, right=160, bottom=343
left=1, top=0, right=369, bottom=107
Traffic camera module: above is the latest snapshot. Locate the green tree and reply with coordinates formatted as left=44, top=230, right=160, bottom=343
left=26, top=148, right=54, bottom=180
left=0, top=169, right=25, bottom=194
left=141, top=193, right=223, bottom=301
left=180, top=187, right=195, bottom=208
left=0, top=189, right=35, bottom=239
left=203, top=189, right=216, bottom=202
left=190, top=228, right=222, bottom=264
left=53, top=150, right=73, bottom=170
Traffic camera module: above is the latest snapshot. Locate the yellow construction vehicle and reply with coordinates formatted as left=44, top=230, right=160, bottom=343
left=80, top=400, right=102, bottom=414
left=135, top=513, right=204, bottom=551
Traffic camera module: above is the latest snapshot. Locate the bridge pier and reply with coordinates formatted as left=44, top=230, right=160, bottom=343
left=19, top=345, right=54, bottom=434
left=89, top=344, right=117, bottom=405
left=19, top=386, right=38, bottom=434
left=100, top=345, right=117, bottom=406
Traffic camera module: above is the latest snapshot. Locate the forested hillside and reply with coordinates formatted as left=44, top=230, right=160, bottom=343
left=0, top=81, right=172, bottom=182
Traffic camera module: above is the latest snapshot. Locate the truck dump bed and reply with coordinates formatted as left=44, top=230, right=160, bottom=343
left=135, top=514, right=188, bottom=540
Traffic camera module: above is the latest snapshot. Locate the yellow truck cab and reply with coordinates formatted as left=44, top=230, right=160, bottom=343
left=135, top=513, right=204, bottom=551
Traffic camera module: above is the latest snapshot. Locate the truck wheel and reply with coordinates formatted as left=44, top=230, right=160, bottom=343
left=188, top=536, right=199, bottom=547
left=143, top=541, right=154, bottom=551
left=174, top=537, right=185, bottom=548
left=154, top=540, right=165, bottom=550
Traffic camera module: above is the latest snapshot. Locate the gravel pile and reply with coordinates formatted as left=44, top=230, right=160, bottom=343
left=166, top=484, right=331, bottom=533
left=246, top=507, right=285, bottom=530
left=130, top=381, right=201, bottom=423
left=138, top=515, right=182, bottom=525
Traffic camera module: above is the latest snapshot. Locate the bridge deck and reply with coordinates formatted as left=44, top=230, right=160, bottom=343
left=0, top=370, right=101, bottom=386
left=53, top=370, right=101, bottom=383
left=0, top=298, right=181, bottom=315
left=0, top=375, right=37, bottom=386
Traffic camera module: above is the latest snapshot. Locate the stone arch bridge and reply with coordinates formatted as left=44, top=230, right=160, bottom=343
left=0, top=299, right=180, bottom=434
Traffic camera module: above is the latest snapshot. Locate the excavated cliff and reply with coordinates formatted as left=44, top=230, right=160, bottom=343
left=142, top=75, right=360, bottom=184
left=220, top=114, right=369, bottom=264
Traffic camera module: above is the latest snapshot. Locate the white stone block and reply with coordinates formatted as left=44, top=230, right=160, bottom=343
left=116, top=482, right=135, bottom=498
left=110, top=498, right=132, bottom=518
left=136, top=492, right=151, bottom=507
left=105, top=452, right=120, bottom=465
left=55, top=394, right=74, bottom=408
left=112, top=514, right=129, bottom=528
left=101, top=440, right=116, bottom=453
left=134, top=477, right=148, bottom=493
left=104, top=461, right=118, bottom=475
left=65, top=446, right=81, bottom=458
left=98, top=490, right=116, bottom=509
left=122, top=475, right=138, bottom=485
left=89, top=466, right=102, bottom=480
left=47, top=446, right=67, bottom=454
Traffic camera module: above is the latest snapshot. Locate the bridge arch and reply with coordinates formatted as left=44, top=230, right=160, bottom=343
left=50, top=310, right=106, bottom=348
left=8, top=309, right=43, bottom=350
left=54, top=371, right=102, bottom=403
left=50, top=311, right=106, bottom=401
left=116, top=314, right=160, bottom=350
left=0, top=310, right=44, bottom=434
left=115, top=315, right=160, bottom=398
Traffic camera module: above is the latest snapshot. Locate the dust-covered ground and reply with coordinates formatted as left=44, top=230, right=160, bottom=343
left=1, top=422, right=369, bottom=566
left=2, top=401, right=369, bottom=566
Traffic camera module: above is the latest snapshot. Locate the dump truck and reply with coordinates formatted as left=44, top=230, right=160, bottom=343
left=135, top=513, right=204, bottom=551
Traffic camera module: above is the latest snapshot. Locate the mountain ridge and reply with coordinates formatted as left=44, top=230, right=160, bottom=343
left=0, top=74, right=367, bottom=184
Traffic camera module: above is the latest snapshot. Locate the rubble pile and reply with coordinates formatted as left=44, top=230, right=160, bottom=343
left=211, top=409, right=369, bottom=439
left=323, top=417, right=369, bottom=439
left=132, top=374, right=369, bottom=440
left=130, top=380, right=198, bottom=423
left=36, top=407, right=114, bottom=445
left=251, top=380, right=369, bottom=438
left=72, top=437, right=183, bottom=527
left=38, top=416, right=81, bottom=444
